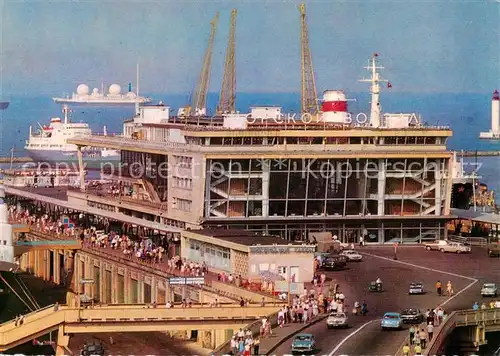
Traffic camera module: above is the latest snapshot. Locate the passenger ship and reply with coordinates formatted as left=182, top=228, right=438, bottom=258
left=24, top=106, right=120, bottom=169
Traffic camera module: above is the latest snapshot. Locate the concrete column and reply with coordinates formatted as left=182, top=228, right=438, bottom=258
left=44, top=250, right=50, bottom=281
left=84, top=259, right=92, bottom=296
left=77, top=146, right=85, bottom=191
left=53, top=251, right=60, bottom=285
left=262, top=161, right=270, bottom=217
left=214, top=329, right=229, bottom=349
left=111, top=266, right=118, bottom=304
left=151, top=276, right=157, bottom=303
left=99, top=263, right=105, bottom=302
left=435, top=168, right=441, bottom=216
left=55, top=325, right=70, bottom=356
left=377, top=159, right=385, bottom=216
left=124, top=269, right=130, bottom=304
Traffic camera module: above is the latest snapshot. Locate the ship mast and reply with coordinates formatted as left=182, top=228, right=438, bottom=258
left=359, top=53, right=388, bottom=128
left=299, top=3, right=319, bottom=116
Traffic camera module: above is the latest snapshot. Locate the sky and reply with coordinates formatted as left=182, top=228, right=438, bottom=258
left=0, top=0, right=499, bottom=96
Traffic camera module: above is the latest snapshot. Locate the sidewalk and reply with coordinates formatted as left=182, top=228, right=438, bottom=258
left=258, top=313, right=328, bottom=355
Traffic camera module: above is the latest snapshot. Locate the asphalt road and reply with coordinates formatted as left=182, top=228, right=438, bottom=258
left=274, top=245, right=498, bottom=356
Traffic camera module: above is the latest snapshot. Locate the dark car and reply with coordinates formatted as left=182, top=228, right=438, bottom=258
left=488, top=243, right=500, bottom=257
left=322, top=254, right=347, bottom=270
left=400, top=308, right=424, bottom=324
left=80, top=341, right=105, bottom=356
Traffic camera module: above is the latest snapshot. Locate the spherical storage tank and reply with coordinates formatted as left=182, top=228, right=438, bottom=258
left=108, top=84, right=121, bottom=95
left=76, top=84, right=89, bottom=96
left=321, top=90, right=348, bottom=123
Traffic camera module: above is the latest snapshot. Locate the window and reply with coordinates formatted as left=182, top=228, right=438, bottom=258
left=174, top=155, right=193, bottom=169
left=173, top=176, right=193, bottom=189
left=173, top=197, right=192, bottom=212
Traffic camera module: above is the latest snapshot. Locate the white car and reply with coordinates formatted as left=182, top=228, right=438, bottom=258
left=326, top=312, right=348, bottom=328
left=341, top=250, right=363, bottom=261
left=424, top=240, right=471, bottom=254
left=481, top=283, right=498, bottom=297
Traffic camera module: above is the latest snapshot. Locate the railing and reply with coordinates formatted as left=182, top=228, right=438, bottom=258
left=69, top=135, right=201, bottom=152
left=426, top=308, right=500, bottom=355
left=69, top=189, right=165, bottom=210
left=448, top=235, right=488, bottom=247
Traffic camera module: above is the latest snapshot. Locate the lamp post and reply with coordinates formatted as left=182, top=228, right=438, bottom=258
left=393, top=242, right=398, bottom=260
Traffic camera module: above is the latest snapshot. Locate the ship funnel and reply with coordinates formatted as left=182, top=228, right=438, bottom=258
left=128, top=82, right=132, bottom=93
left=492, top=90, right=499, bottom=133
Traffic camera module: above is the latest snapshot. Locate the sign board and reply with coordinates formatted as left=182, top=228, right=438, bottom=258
left=80, top=279, right=95, bottom=284
left=249, top=245, right=316, bottom=255
left=168, top=277, right=205, bottom=285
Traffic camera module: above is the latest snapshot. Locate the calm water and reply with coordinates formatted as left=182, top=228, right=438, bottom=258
left=1, top=92, right=500, bottom=192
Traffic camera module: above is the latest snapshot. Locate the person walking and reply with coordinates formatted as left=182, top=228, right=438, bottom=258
left=427, top=322, right=434, bottom=341
left=402, top=344, right=410, bottom=356
left=436, top=280, right=442, bottom=296
left=253, top=338, right=260, bottom=355
left=409, top=325, right=416, bottom=345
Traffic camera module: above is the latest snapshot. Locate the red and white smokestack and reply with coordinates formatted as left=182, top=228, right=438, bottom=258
left=492, top=90, right=499, bottom=133
left=321, top=90, right=348, bottom=123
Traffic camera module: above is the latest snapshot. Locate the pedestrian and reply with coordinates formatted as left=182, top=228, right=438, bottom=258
left=436, top=280, right=442, bottom=296
left=419, top=329, right=427, bottom=349
left=446, top=281, right=453, bottom=296
left=427, top=322, right=434, bottom=341
left=409, top=325, right=416, bottom=345
left=253, top=338, right=260, bottom=355
left=414, top=344, right=422, bottom=356
left=402, top=343, right=410, bottom=356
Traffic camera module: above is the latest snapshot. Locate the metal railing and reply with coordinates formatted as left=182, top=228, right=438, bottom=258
left=69, top=189, right=165, bottom=211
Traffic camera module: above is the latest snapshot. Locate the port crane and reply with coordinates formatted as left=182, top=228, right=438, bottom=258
left=299, top=3, right=319, bottom=116
left=217, top=9, right=237, bottom=115
left=183, top=13, right=219, bottom=117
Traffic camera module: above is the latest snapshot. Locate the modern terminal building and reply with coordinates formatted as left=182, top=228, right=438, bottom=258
left=68, top=56, right=453, bottom=245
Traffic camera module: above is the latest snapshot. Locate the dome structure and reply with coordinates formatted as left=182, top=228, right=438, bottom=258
left=109, top=84, right=121, bottom=95
left=76, top=84, right=89, bottom=96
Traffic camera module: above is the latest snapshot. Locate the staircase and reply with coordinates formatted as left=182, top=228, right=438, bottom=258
left=141, top=179, right=161, bottom=203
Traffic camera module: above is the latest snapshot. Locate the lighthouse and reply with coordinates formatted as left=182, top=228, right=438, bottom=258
left=492, top=90, right=499, bottom=133
left=479, top=90, right=500, bottom=139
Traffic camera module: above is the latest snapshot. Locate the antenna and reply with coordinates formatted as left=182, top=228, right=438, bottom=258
left=136, top=63, right=140, bottom=96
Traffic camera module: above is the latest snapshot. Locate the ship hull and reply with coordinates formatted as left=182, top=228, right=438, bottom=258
left=0, top=101, right=9, bottom=110
left=25, top=149, right=120, bottom=169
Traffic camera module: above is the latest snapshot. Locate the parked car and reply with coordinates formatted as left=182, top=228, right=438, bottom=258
left=326, top=312, right=348, bottom=328
left=409, top=282, right=424, bottom=295
left=400, top=308, right=424, bottom=324
left=291, top=333, right=315, bottom=354
left=424, top=240, right=471, bottom=254
left=481, top=283, right=498, bottom=297
left=381, top=312, right=403, bottom=330
left=488, top=243, right=500, bottom=257
left=341, top=250, right=363, bottom=261
left=33, top=181, right=53, bottom=188
left=322, top=254, right=347, bottom=270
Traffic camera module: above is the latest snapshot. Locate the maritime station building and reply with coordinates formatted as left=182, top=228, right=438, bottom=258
left=67, top=104, right=453, bottom=245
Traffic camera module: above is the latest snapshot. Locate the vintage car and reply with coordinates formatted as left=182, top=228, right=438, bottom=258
left=409, top=282, right=424, bottom=295
left=326, top=312, right=348, bottom=328
left=481, top=283, right=498, bottom=297
left=381, top=312, right=403, bottom=330
left=400, top=308, right=424, bottom=324
left=424, top=240, right=471, bottom=254
left=291, top=333, right=315, bottom=354
left=322, top=254, right=348, bottom=270
left=341, top=250, right=363, bottom=261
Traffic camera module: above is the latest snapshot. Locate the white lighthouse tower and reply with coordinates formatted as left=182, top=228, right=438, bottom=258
left=0, top=185, right=15, bottom=271
left=479, top=90, right=500, bottom=139
left=359, top=53, right=389, bottom=128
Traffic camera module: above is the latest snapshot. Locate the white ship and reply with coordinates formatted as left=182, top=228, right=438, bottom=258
left=25, top=106, right=120, bottom=169
left=53, top=83, right=152, bottom=106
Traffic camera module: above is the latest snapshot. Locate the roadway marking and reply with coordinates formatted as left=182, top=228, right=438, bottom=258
left=360, top=252, right=477, bottom=281
left=327, top=319, right=377, bottom=356
left=359, top=252, right=479, bottom=356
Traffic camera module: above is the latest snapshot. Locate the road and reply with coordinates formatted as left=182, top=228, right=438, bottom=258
left=273, top=245, right=498, bottom=356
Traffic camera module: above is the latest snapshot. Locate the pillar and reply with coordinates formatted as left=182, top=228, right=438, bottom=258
left=99, top=263, right=105, bottom=302
left=124, top=269, right=131, bottom=304
left=44, top=250, right=50, bottom=281
left=377, top=159, right=385, bottom=216
left=262, top=161, right=270, bottom=217
left=55, top=325, right=70, bottom=356
left=77, top=146, right=85, bottom=191
left=435, top=168, right=441, bottom=216
left=213, top=329, right=230, bottom=349
left=151, top=276, right=157, bottom=303
left=53, top=251, right=60, bottom=285
left=111, top=265, right=118, bottom=304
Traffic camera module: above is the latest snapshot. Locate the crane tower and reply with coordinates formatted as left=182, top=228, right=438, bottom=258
left=190, top=13, right=219, bottom=116
left=299, top=3, right=319, bottom=116
left=217, top=9, right=237, bottom=115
